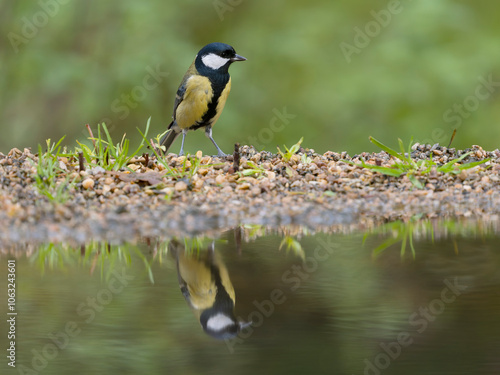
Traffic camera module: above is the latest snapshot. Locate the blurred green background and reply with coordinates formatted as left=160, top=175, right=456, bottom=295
left=1, top=0, right=499, bottom=155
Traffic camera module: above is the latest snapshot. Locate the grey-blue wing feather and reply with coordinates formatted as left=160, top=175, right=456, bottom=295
left=172, top=82, right=186, bottom=121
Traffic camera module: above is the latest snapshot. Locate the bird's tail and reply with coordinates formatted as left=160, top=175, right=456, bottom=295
left=159, top=121, right=179, bottom=154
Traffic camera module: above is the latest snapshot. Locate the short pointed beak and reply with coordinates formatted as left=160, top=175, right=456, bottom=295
left=231, top=54, right=247, bottom=62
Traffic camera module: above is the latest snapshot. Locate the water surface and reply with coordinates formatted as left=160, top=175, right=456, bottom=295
left=1, top=221, right=499, bottom=375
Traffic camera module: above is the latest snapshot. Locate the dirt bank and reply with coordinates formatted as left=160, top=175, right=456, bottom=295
left=1, top=144, right=499, bottom=244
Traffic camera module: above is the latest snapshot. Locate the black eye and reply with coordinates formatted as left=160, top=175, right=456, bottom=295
left=220, top=50, right=232, bottom=58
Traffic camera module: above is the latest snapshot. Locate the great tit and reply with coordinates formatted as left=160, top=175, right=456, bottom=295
left=160, top=42, right=246, bottom=157
left=169, top=240, right=251, bottom=340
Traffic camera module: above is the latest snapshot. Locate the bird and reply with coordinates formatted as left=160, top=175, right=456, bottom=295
left=169, top=239, right=251, bottom=340
left=160, top=42, right=246, bottom=157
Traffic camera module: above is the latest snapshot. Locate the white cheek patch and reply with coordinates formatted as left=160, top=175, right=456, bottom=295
left=202, top=53, right=230, bottom=70
left=206, top=313, right=234, bottom=331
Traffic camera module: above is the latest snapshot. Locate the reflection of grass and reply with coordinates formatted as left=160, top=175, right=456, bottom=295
left=30, top=242, right=152, bottom=281
left=242, top=224, right=268, bottom=239
left=183, top=237, right=208, bottom=254
left=346, top=137, right=491, bottom=189
left=241, top=225, right=307, bottom=260
left=364, top=218, right=494, bottom=259
left=28, top=237, right=226, bottom=283
left=364, top=219, right=422, bottom=260
left=81, top=242, right=158, bottom=283
left=80, top=243, right=133, bottom=280
left=31, top=243, right=74, bottom=275
left=279, top=236, right=305, bottom=260
left=181, top=237, right=228, bottom=254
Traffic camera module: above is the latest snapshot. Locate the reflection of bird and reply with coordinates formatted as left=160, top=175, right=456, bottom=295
left=160, top=42, right=246, bottom=157
left=169, top=240, right=251, bottom=339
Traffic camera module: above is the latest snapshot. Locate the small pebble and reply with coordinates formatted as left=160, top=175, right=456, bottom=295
left=82, top=178, right=95, bottom=190
left=236, top=183, right=251, bottom=190
left=175, top=181, right=188, bottom=192
left=215, top=174, right=226, bottom=185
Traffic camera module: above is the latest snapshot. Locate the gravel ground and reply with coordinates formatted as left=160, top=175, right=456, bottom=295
left=0, top=144, right=499, bottom=244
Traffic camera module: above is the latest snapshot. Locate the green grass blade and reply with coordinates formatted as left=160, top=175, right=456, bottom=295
left=398, top=138, right=407, bottom=159
left=136, top=121, right=178, bottom=178
left=437, top=152, right=471, bottom=172
left=344, top=159, right=404, bottom=177
left=372, top=236, right=402, bottom=257
left=369, top=136, right=407, bottom=162
left=368, top=165, right=404, bottom=177
left=396, top=138, right=415, bottom=166
left=456, top=158, right=491, bottom=171
left=409, top=231, right=416, bottom=260
left=408, top=174, right=424, bottom=189
left=102, top=123, right=116, bottom=155
left=129, top=116, right=150, bottom=157
left=400, top=235, right=407, bottom=258
left=48, top=136, right=66, bottom=154
left=289, top=137, right=304, bottom=155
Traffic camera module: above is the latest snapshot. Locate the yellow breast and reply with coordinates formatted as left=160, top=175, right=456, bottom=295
left=175, top=75, right=213, bottom=130
left=177, top=253, right=217, bottom=310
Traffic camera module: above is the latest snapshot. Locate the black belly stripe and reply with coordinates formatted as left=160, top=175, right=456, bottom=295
left=190, top=72, right=230, bottom=130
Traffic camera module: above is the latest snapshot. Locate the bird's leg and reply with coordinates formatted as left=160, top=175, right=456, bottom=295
left=205, top=126, right=227, bottom=157
left=207, top=241, right=216, bottom=264
left=179, top=129, right=188, bottom=156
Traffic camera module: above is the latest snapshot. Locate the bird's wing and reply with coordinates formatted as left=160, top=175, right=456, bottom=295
left=172, top=81, right=186, bottom=121
left=172, top=61, right=197, bottom=121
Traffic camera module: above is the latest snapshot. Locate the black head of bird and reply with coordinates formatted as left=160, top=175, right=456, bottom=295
left=169, top=240, right=251, bottom=340
left=160, top=42, right=246, bottom=157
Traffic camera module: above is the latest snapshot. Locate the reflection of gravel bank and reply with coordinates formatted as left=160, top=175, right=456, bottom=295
left=1, top=145, right=499, bottom=244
